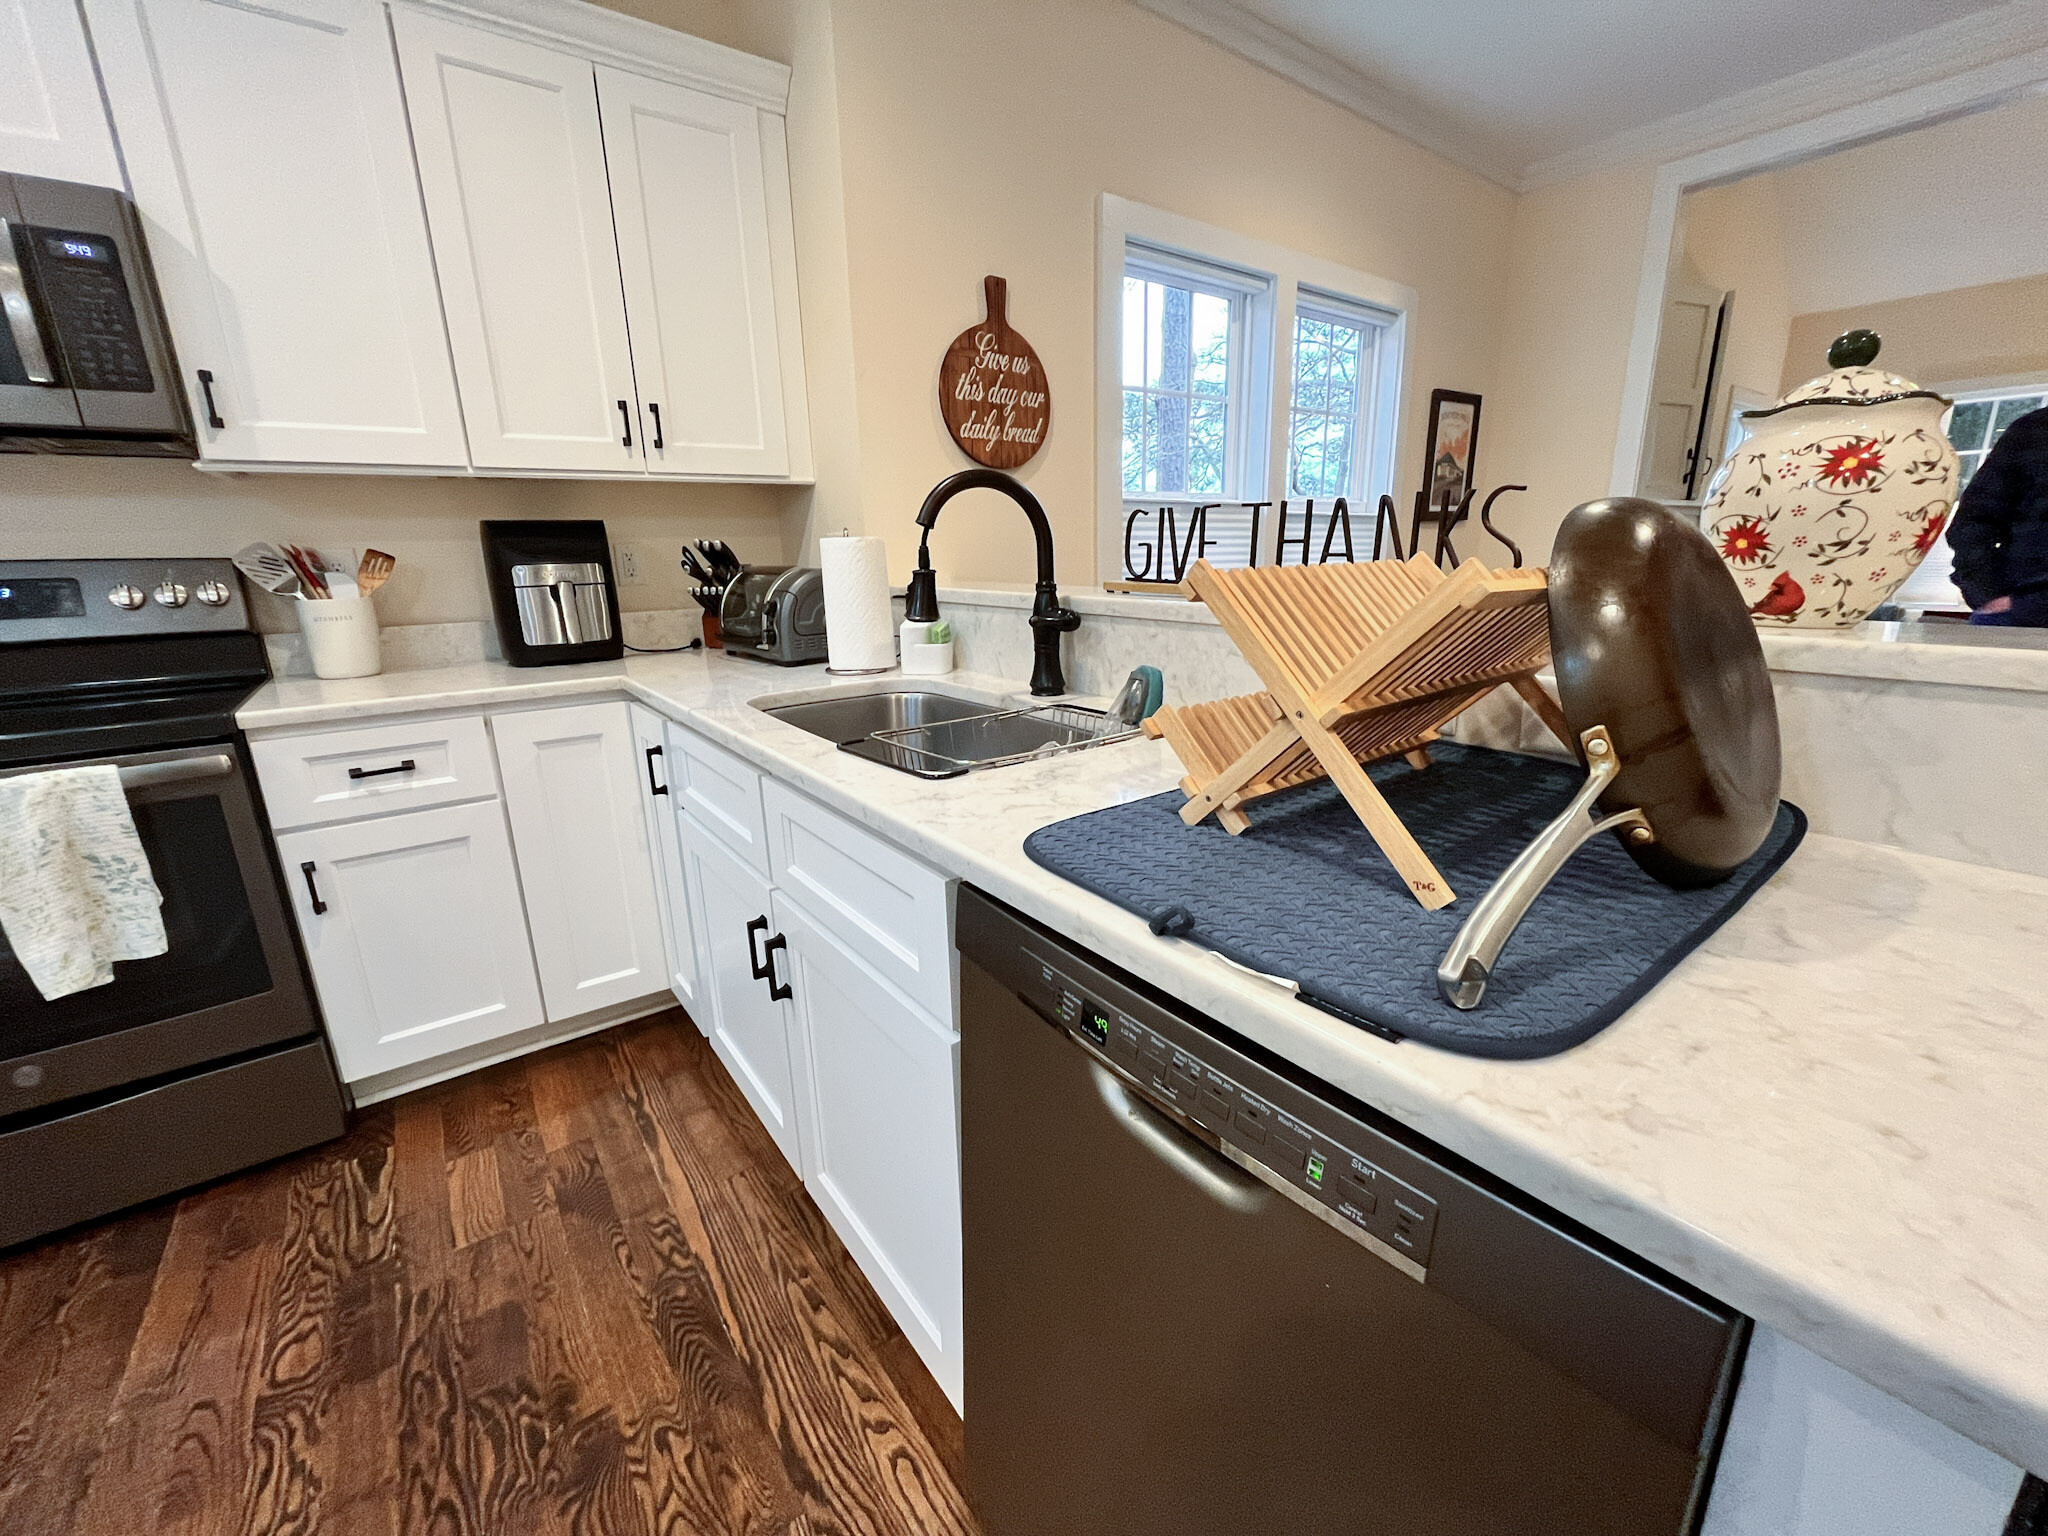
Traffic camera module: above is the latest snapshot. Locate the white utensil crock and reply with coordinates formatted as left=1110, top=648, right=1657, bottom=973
left=297, top=595, right=382, bottom=679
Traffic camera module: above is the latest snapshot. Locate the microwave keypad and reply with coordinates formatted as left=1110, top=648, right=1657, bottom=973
left=34, top=228, right=154, bottom=394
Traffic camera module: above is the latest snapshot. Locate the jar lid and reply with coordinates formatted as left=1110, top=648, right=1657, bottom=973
left=1742, top=330, right=1950, bottom=419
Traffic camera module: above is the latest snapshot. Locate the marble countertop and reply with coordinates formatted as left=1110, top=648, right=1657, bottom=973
left=240, top=653, right=2048, bottom=1476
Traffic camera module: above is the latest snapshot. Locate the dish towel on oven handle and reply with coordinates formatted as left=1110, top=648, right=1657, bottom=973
left=0, top=764, right=169, bottom=1000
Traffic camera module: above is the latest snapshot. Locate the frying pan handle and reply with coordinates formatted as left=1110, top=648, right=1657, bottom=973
left=1437, top=727, right=1652, bottom=1010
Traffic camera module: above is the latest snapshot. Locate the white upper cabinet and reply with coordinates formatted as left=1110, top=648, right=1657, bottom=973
left=86, top=0, right=469, bottom=467
left=0, top=0, right=123, bottom=186
left=597, top=66, right=789, bottom=478
left=393, top=12, right=644, bottom=473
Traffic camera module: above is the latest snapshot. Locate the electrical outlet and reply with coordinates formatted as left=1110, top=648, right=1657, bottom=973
left=615, top=545, right=642, bottom=584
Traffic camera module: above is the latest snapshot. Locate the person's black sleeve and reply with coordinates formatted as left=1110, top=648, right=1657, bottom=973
left=1948, top=421, right=2030, bottom=609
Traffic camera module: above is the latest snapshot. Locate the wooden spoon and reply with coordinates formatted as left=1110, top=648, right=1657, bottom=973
left=357, top=549, right=396, bottom=597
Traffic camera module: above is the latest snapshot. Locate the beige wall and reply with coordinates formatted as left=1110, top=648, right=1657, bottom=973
left=1680, top=175, right=1793, bottom=419
left=1785, top=271, right=2048, bottom=395
left=1484, top=159, right=1658, bottom=563
left=818, top=0, right=1517, bottom=587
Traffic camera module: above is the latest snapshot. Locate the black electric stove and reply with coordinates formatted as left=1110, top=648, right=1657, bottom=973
left=0, top=558, right=345, bottom=1250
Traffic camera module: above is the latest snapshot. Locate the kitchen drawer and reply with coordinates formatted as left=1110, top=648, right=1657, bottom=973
left=668, top=721, right=769, bottom=876
left=764, top=779, right=954, bottom=1025
left=251, top=715, right=498, bottom=829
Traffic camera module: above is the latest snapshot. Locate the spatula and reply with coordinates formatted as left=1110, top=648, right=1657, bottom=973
left=356, top=549, right=396, bottom=597
left=233, top=542, right=301, bottom=598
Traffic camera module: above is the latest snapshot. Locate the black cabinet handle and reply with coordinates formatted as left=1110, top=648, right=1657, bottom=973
left=618, top=399, right=633, bottom=447
left=764, top=933, right=791, bottom=1002
left=644, top=744, right=667, bottom=797
left=347, top=759, right=416, bottom=780
left=299, top=861, right=327, bottom=915
left=648, top=401, right=664, bottom=450
left=746, top=915, right=771, bottom=979
left=197, top=368, right=224, bottom=429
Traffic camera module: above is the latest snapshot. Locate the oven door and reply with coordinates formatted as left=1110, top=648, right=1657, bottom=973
left=0, top=742, right=324, bottom=1121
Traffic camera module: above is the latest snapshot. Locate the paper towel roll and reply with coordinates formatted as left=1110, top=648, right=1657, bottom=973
left=820, top=535, right=895, bottom=673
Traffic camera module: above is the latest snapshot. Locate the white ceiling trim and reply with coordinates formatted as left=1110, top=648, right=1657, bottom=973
left=1130, top=0, right=1524, bottom=189
left=1133, top=0, right=2048, bottom=194
left=1521, top=0, right=2048, bottom=189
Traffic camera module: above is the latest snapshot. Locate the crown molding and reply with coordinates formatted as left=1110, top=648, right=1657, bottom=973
left=1520, top=0, right=2048, bottom=189
left=1130, top=0, right=1522, bottom=190
left=395, top=0, right=792, bottom=112
left=1134, top=0, right=2048, bottom=195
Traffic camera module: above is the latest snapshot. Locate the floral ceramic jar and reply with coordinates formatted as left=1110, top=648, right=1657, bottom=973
left=1700, top=330, right=1958, bottom=627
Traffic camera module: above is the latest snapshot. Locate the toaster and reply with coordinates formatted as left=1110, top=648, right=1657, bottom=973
left=720, top=565, right=828, bottom=665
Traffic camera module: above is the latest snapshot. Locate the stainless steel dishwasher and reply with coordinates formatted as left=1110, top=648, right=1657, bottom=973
left=959, top=886, right=1749, bottom=1536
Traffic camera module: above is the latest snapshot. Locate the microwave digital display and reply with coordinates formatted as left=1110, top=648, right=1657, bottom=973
left=45, top=235, right=109, bottom=263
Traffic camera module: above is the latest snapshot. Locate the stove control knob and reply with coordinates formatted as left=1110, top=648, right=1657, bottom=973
left=107, top=583, right=146, bottom=610
left=193, top=579, right=233, bottom=607
left=153, top=581, right=189, bottom=609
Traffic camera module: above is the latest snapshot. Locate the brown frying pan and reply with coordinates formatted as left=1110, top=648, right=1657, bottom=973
left=1438, top=497, right=1783, bottom=1008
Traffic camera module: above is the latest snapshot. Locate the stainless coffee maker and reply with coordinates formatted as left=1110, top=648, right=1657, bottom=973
left=480, top=520, right=624, bottom=667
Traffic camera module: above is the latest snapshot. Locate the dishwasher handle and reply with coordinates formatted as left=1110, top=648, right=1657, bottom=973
left=1089, top=1061, right=1267, bottom=1213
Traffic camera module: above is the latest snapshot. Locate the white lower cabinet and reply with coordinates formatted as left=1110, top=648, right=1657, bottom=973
left=275, top=800, right=544, bottom=1081
left=680, top=809, right=809, bottom=1172
left=776, top=893, right=963, bottom=1407
left=629, top=704, right=704, bottom=1022
left=491, top=701, right=668, bottom=1021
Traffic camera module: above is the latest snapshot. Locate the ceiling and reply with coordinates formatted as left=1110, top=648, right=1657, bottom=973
left=1136, top=0, right=2043, bottom=188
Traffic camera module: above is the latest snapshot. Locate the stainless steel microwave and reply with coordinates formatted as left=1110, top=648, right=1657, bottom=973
left=0, top=172, right=192, bottom=455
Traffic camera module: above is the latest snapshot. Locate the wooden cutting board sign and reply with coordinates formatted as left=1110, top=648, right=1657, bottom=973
left=939, top=275, right=1051, bottom=469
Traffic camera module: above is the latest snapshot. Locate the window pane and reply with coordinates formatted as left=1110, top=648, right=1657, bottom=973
left=1993, top=395, right=2047, bottom=440
left=1947, top=398, right=1993, bottom=451
left=1191, top=293, right=1230, bottom=395
left=1121, top=278, right=1145, bottom=389
left=1287, top=309, right=1372, bottom=501
left=1957, top=450, right=1982, bottom=489
left=1121, top=389, right=1146, bottom=494
left=1146, top=392, right=1187, bottom=494
left=1188, top=400, right=1227, bottom=494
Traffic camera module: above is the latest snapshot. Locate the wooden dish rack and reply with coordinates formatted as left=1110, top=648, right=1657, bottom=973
left=1143, top=554, right=1569, bottom=910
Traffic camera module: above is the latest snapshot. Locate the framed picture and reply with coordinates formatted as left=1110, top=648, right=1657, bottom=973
left=1420, top=389, right=1482, bottom=514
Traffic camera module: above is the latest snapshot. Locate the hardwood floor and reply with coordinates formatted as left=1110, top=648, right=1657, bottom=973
left=0, top=1012, right=977, bottom=1536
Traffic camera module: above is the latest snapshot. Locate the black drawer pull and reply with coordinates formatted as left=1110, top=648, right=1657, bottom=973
left=197, top=368, right=224, bottom=429
left=746, top=915, right=771, bottom=979
left=764, top=933, right=792, bottom=1002
left=300, top=861, right=327, bottom=915
left=347, top=759, right=416, bottom=781
left=649, top=401, right=664, bottom=450
left=644, top=744, right=667, bottom=797
left=618, top=399, right=633, bottom=447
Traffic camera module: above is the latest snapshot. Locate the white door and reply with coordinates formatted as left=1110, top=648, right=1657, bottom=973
left=85, top=0, right=467, bottom=466
left=277, top=802, right=544, bottom=1083
left=0, top=0, right=123, bottom=186
left=491, top=701, right=667, bottom=1021
left=680, top=812, right=806, bottom=1172
left=392, top=12, right=644, bottom=473
left=596, top=67, right=788, bottom=477
left=776, top=893, right=962, bottom=1408
left=628, top=703, right=703, bottom=1020
left=1640, top=257, right=1729, bottom=503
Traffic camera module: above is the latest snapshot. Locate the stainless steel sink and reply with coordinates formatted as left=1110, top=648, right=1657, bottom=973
left=758, top=689, right=1138, bottom=778
left=760, top=689, right=996, bottom=743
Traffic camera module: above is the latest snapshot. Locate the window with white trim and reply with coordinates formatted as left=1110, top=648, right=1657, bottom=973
left=1102, top=202, right=1410, bottom=584
left=1891, top=382, right=2048, bottom=612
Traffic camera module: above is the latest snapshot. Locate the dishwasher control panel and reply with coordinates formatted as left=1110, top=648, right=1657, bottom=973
left=1026, top=949, right=1439, bottom=1270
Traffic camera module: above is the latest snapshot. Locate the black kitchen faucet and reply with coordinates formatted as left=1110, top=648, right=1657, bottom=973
left=907, top=468, right=1081, bottom=697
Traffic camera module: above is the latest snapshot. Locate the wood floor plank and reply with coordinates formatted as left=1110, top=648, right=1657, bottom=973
left=0, top=1009, right=974, bottom=1536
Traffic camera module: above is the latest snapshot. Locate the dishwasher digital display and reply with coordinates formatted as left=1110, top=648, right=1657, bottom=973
left=1081, top=1006, right=1111, bottom=1047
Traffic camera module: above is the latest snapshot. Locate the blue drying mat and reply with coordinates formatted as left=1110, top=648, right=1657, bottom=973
left=1023, top=742, right=1805, bottom=1059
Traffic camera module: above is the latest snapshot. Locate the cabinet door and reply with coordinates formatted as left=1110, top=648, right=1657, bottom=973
left=596, top=67, right=788, bottom=477
left=277, top=802, right=544, bottom=1083
left=0, top=0, right=122, bottom=186
left=680, top=812, right=806, bottom=1173
left=491, top=701, right=667, bottom=1021
left=628, top=703, right=703, bottom=1022
left=85, top=0, right=466, bottom=466
left=392, top=12, right=644, bottom=473
left=776, top=894, right=961, bottom=1407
